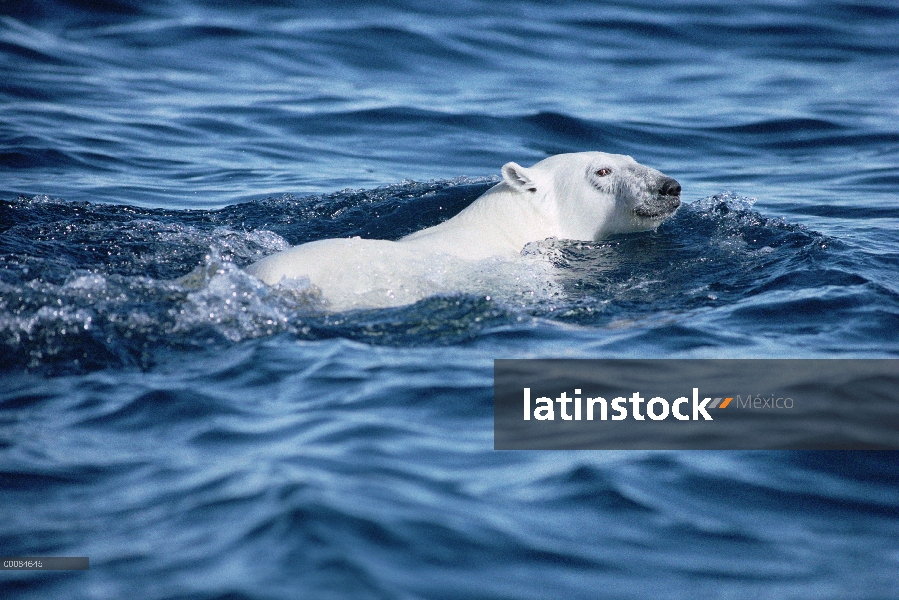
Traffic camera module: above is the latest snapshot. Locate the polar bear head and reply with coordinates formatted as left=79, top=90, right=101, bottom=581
left=500, top=152, right=681, bottom=241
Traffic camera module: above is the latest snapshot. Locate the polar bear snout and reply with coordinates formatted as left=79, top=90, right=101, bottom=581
left=633, top=175, right=682, bottom=219
left=658, top=177, right=681, bottom=198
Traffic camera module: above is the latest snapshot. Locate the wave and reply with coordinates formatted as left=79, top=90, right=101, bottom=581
left=2, top=183, right=878, bottom=373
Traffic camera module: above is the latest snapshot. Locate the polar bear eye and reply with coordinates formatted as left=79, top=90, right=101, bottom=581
left=594, top=168, right=612, bottom=177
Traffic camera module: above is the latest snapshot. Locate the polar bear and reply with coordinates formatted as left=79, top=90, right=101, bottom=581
left=245, top=152, right=680, bottom=309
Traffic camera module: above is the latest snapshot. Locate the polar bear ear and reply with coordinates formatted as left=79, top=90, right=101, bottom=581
left=501, top=162, right=537, bottom=193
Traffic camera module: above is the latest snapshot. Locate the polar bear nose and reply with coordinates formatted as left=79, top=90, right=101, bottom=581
left=659, top=177, right=681, bottom=197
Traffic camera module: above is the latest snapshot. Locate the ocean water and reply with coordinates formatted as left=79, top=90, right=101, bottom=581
left=2, top=0, right=899, bottom=598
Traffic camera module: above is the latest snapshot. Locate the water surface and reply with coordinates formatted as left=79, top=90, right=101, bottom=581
left=2, top=1, right=899, bottom=598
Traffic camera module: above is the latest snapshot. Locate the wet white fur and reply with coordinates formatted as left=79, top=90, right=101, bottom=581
left=245, top=152, right=678, bottom=309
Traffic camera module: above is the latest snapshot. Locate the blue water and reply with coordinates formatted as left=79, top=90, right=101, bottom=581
left=2, top=1, right=899, bottom=598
